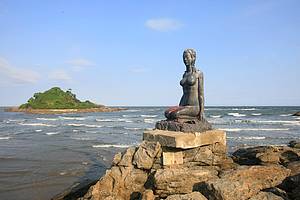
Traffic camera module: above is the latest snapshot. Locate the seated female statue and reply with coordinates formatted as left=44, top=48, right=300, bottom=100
left=165, top=49, right=204, bottom=122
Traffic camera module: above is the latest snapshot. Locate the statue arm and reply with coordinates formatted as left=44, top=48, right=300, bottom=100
left=198, top=72, right=204, bottom=118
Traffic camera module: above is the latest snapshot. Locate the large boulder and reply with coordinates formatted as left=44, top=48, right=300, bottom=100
left=154, top=166, right=218, bottom=198
left=133, top=141, right=161, bottom=170
left=279, top=160, right=300, bottom=193
left=90, top=166, right=148, bottom=200
left=198, top=165, right=290, bottom=200
left=289, top=140, right=300, bottom=149
left=165, top=192, right=208, bottom=200
left=182, top=143, right=231, bottom=167
left=232, top=146, right=300, bottom=166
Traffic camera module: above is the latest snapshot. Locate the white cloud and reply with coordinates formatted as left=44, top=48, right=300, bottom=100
left=49, top=69, right=72, bottom=82
left=145, top=18, right=183, bottom=32
left=0, top=57, right=40, bottom=84
left=66, top=58, right=95, bottom=71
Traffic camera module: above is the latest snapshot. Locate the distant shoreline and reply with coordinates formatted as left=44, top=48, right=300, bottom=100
left=5, top=106, right=127, bottom=114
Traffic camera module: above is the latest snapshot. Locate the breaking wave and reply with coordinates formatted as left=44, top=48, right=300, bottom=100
left=19, top=123, right=56, bottom=127
left=0, top=136, right=10, bottom=140
left=220, top=128, right=289, bottom=132
left=227, top=113, right=246, bottom=117
left=67, top=123, right=102, bottom=128
left=46, top=132, right=59, bottom=135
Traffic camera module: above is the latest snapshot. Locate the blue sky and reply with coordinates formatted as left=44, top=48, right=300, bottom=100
left=0, top=0, right=299, bottom=106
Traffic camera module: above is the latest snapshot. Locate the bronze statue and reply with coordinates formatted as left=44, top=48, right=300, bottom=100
left=156, top=49, right=212, bottom=132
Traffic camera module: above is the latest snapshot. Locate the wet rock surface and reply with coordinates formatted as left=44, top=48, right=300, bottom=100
left=155, top=119, right=212, bottom=133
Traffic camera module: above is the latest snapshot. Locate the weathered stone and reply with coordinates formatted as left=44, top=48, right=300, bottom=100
left=156, top=119, right=212, bottom=133
left=143, top=129, right=226, bottom=149
left=198, top=165, right=290, bottom=200
left=292, top=111, right=300, bottom=116
left=90, top=166, right=148, bottom=200
left=163, top=151, right=183, bottom=166
left=165, top=192, right=208, bottom=200
left=154, top=166, right=218, bottom=198
left=289, top=140, right=300, bottom=148
left=232, top=146, right=300, bottom=166
left=133, top=141, right=161, bottom=169
left=118, top=147, right=136, bottom=167
left=183, top=143, right=227, bottom=166
left=141, top=189, right=156, bottom=200
left=291, top=185, right=300, bottom=200
left=279, top=161, right=300, bottom=192
left=248, top=192, right=284, bottom=200
left=263, top=188, right=290, bottom=200
left=112, top=152, right=122, bottom=166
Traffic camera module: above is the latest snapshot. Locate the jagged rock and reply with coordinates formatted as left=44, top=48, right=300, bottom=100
left=155, top=119, right=212, bottom=133
left=263, top=187, right=290, bottom=200
left=90, top=166, right=148, bottom=200
left=118, top=147, right=136, bottom=167
left=232, top=146, right=300, bottom=166
left=292, top=111, right=300, bottom=116
left=198, top=165, right=290, bottom=200
left=289, top=140, right=300, bottom=148
left=154, top=166, right=218, bottom=198
left=165, top=192, right=208, bottom=200
left=133, top=141, right=161, bottom=170
left=141, top=189, right=156, bottom=200
left=248, top=192, right=284, bottom=200
left=182, top=143, right=228, bottom=166
left=112, top=152, right=122, bottom=165
left=279, top=161, right=300, bottom=193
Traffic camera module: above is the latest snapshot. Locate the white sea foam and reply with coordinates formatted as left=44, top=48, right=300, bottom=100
left=227, top=113, right=246, bottom=117
left=232, top=108, right=257, bottom=111
left=124, top=127, right=142, bottom=130
left=8, top=119, right=25, bottom=122
left=251, top=113, right=262, bottom=116
left=72, top=129, right=79, bottom=132
left=59, top=116, right=85, bottom=120
left=92, top=144, right=131, bottom=148
left=144, top=118, right=156, bottom=123
left=0, top=137, right=10, bottom=140
left=122, top=114, right=138, bottom=118
left=19, top=123, right=56, bottom=127
left=220, top=128, right=289, bottom=132
left=35, top=129, right=42, bottom=132
left=126, top=109, right=140, bottom=112
left=210, top=115, right=221, bottom=118
left=280, top=114, right=292, bottom=117
left=141, top=115, right=158, bottom=118
left=96, top=119, right=114, bottom=122
left=36, top=117, right=58, bottom=121
left=68, top=123, right=102, bottom=128
left=228, top=136, right=266, bottom=140
left=46, top=132, right=59, bottom=135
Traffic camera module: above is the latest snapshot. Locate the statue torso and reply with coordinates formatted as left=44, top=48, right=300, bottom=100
left=179, top=70, right=202, bottom=106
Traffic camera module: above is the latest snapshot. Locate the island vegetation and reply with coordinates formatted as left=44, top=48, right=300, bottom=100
left=7, top=87, right=125, bottom=114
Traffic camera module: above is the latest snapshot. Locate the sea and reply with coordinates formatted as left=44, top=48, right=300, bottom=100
left=0, top=106, right=300, bottom=200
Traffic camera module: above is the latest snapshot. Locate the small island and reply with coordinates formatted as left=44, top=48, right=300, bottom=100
left=6, top=87, right=125, bottom=114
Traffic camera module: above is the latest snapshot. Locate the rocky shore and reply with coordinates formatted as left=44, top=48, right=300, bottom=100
left=5, top=106, right=126, bottom=114
left=62, top=129, right=300, bottom=200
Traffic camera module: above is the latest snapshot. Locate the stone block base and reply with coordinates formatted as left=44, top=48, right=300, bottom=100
left=143, top=129, right=226, bottom=149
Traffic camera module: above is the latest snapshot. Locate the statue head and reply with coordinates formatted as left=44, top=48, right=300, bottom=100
left=183, top=49, right=196, bottom=67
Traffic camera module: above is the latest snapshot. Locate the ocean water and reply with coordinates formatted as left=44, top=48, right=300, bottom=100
left=0, top=106, right=300, bottom=200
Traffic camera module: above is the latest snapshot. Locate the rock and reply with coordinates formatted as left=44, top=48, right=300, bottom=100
left=133, top=141, right=161, bottom=169
left=279, top=161, right=300, bottom=192
left=183, top=143, right=227, bottom=166
left=248, top=191, right=284, bottom=200
left=292, top=111, right=300, bottom=116
left=156, top=119, right=212, bottom=133
left=165, top=192, right=208, bottom=200
left=263, top=187, right=289, bottom=200
left=198, top=165, right=290, bottom=200
left=141, top=189, right=156, bottom=200
left=154, top=166, right=218, bottom=198
left=291, top=185, right=300, bottom=200
left=232, top=146, right=300, bottom=166
left=288, top=140, right=300, bottom=148
left=112, top=152, right=122, bottom=165
left=143, top=129, right=226, bottom=149
left=118, top=147, right=136, bottom=167
left=90, top=166, right=148, bottom=200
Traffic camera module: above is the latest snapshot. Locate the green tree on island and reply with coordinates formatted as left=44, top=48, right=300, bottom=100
left=19, top=87, right=102, bottom=109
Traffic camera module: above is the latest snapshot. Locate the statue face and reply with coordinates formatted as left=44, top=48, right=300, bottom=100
left=183, top=52, right=193, bottom=66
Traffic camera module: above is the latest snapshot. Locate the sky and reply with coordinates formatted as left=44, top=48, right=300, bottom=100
left=0, top=0, right=299, bottom=106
